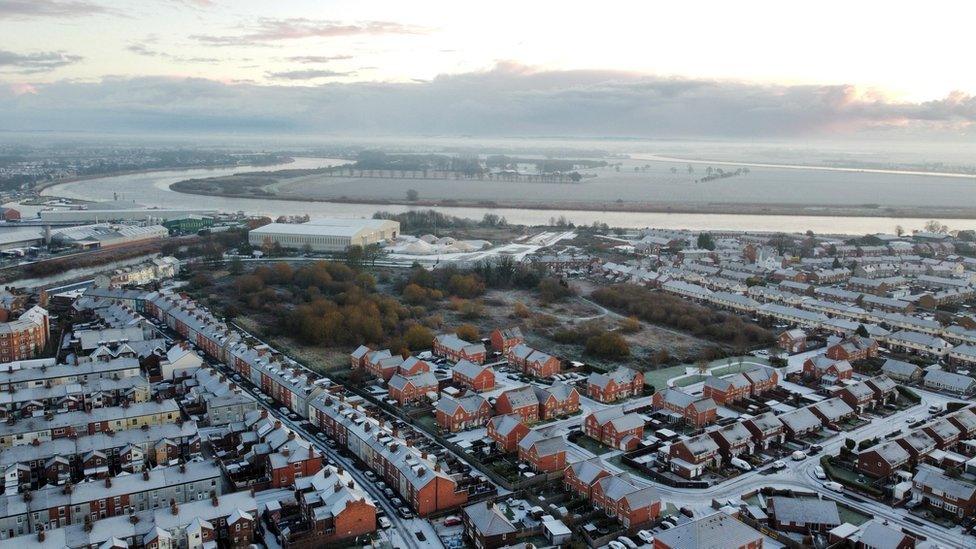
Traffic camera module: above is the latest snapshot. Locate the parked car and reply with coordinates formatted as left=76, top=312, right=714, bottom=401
left=815, top=466, right=827, bottom=480
left=730, top=457, right=752, bottom=471
left=392, top=497, right=404, bottom=507
left=772, top=460, right=787, bottom=470
left=384, top=488, right=395, bottom=499
left=824, top=481, right=844, bottom=492
left=378, top=517, right=392, bottom=529
left=398, top=507, right=414, bottom=519
left=443, top=516, right=462, bottom=527
left=607, top=541, right=626, bottom=549
left=808, top=444, right=822, bottom=455
left=637, top=530, right=655, bottom=543
left=617, top=536, right=638, bottom=549
left=791, top=450, right=807, bottom=461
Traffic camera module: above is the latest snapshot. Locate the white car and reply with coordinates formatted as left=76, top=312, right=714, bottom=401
left=824, top=481, right=844, bottom=492
left=791, top=450, right=807, bottom=461
left=617, top=536, right=638, bottom=549
left=378, top=516, right=392, bottom=529
left=730, top=457, right=752, bottom=471
left=637, top=530, right=654, bottom=543
left=815, top=466, right=827, bottom=480
left=607, top=541, right=626, bottom=549
left=772, top=460, right=787, bottom=470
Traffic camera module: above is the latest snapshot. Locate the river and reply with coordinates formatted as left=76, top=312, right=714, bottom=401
left=29, top=157, right=976, bottom=235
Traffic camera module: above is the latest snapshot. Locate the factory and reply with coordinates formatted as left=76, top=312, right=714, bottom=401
left=50, top=224, right=169, bottom=249
left=248, top=218, right=400, bottom=252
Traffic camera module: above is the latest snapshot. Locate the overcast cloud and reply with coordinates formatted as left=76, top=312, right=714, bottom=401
left=2, top=63, right=974, bottom=137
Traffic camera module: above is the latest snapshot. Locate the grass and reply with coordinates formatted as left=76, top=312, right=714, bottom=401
left=643, top=364, right=690, bottom=390
left=573, top=435, right=614, bottom=455
left=673, top=374, right=707, bottom=387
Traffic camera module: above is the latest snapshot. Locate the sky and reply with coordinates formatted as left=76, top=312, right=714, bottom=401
left=1, top=0, right=974, bottom=138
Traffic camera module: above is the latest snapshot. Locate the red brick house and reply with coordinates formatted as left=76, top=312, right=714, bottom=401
left=742, top=366, right=779, bottom=396
left=947, top=407, right=976, bottom=439
left=517, top=432, right=567, bottom=473
left=837, top=381, right=877, bottom=413
left=349, top=345, right=370, bottom=370
left=463, top=501, right=518, bottom=549
left=451, top=360, right=495, bottom=392
left=743, top=412, right=785, bottom=450
left=433, top=334, right=486, bottom=364
left=266, top=438, right=323, bottom=488
left=387, top=372, right=438, bottom=406
left=922, top=418, right=962, bottom=450
left=857, top=441, right=911, bottom=478
left=591, top=473, right=662, bottom=532
left=398, top=356, right=433, bottom=377
left=506, top=344, right=561, bottom=378
left=533, top=382, right=580, bottom=420
left=912, top=465, right=976, bottom=519
left=490, top=327, right=524, bottom=353
left=487, top=414, right=529, bottom=453
left=895, top=431, right=937, bottom=463
left=702, top=373, right=751, bottom=405
left=584, top=407, right=645, bottom=451
left=803, top=355, right=853, bottom=382
left=668, top=434, right=721, bottom=479
left=494, top=386, right=539, bottom=423
left=652, top=389, right=717, bottom=428
left=564, top=458, right=611, bottom=499
left=707, top=422, right=754, bottom=459
left=826, top=336, right=879, bottom=362
left=435, top=394, right=492, bottom=432
left=587, top=367, right=644, bottom=403
left=778, top=329, right=807, bottom=354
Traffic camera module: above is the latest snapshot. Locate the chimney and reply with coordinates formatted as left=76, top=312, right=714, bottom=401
left=211, top=492, right=218, bottom=507
left=170, top=499, right=178, bottom=515
left=287, top=431, right=295, bottom=440
left=417, top=468, right=426, bottom=478
left=260, top=409, right=268, bottom=419
left=105, top=477, right=112, bottom=488
left=274, top=420, right=281, bottom=430
left=180, top=463, right=186, bottom=473
left=347, top=480, right=354, bottom=489
left=37, top=530, right=45, bottom=542
left=143, top=470, right=150, bottom=481
left=334, top=481, right=342, bottom=491
left=282, top=447, right=290, bottom=457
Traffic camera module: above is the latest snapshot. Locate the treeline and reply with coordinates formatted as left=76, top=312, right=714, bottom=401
left=373, top=209, right=507, bottom=232
left=591, top=284, right=772, bottom=348
left=221, top=261, right=428, bottom=354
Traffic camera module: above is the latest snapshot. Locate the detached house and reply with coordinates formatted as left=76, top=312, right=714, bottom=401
left=778, top=328, right=807, bottom=354
left=708, top=421, right=755, bottom=459
left=451, top=360, right=495, bottom=392
left=586, top=367, right=644, bottom=403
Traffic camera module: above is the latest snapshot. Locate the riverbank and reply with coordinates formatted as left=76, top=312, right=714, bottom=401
left=30, top=156, right=295, bottom=194
left=164, top=183, right=976, bottom=221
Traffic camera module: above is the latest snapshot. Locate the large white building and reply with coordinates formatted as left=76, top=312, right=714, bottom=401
left=248, top=218, right=400, bottom=252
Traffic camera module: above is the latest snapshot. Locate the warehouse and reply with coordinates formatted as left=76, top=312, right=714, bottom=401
left=39, top=200, right=216, bottom=223
left=248, top=218, right=400, bottom=252
left=51, top=224, right=169, bottom=249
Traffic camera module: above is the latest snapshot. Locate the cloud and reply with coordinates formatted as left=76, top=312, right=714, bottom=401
left=0, top=49, right=83, bottom=73
left=284, top=55, right=353, bottom=64
left=3, top=64, right=975, bottom=137
left=266, top=69, right=355, bottom=80
left=191, top=18, right=427, bottom=46
left=0, top=0, right=110, bottom=19
left=125, top=43, right=219, bottom=64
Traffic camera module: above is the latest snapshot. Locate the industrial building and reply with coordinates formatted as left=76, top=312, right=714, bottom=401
left=51, top=224, right=169, bottom=249
left=248, top=218, right=400, bottom=252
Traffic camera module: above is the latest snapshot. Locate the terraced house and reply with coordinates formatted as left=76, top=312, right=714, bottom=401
left=533, top=382, right=580, bottom=420
left=702, top=373, right=751, bottom=405
left=506, top=344, right=561, bottom=378
left=517, top=431, right=567, bottom=473
left=668, top=434, right=721, bottom=479
left=563, top=458, right=611, bottom=499
left=387, top=371, right=439, bottom=406
left=494, top=386, right=539, bottom=423
left=652, top=388, right=717, bottom=428
left=308, top=395, right=470, bottom=517
left=912, top=465, right=976, bottom=518
left=489, top=327, right=524, bottom=353
left=590, top=472, right=662, bottom=532
left=486, top=414, right=529, bottom=453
